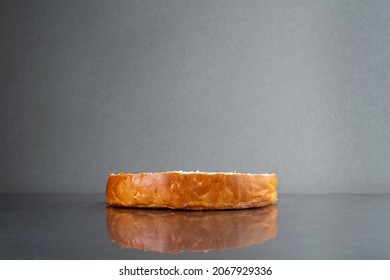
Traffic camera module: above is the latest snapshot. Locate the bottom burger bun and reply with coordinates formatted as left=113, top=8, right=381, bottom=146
left=106, top=171, right=278, bottom=210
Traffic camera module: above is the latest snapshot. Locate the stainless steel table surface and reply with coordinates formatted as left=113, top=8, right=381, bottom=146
left=1, top=194, right=389, bottom=259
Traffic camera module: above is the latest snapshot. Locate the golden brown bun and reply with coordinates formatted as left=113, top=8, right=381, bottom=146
left=107, top=205, right=278, bottom=253
left=106, top=172, right=278, bottom=210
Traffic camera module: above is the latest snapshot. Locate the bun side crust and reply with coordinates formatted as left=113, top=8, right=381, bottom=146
left=106, top=172, right=278, bottom=210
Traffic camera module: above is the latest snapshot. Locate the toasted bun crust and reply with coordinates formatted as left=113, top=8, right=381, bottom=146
left=107, top=205, right=278, bottom=253
left=106, top=172, right=277, bottom=210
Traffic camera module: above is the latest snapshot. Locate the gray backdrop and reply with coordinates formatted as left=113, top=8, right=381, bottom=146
left=1, top=0, right=390, bottom=193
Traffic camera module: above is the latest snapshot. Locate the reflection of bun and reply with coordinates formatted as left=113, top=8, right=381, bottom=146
left=106, top=172, right=277, bottom=209
left=107, top=205, right=278, bottom=253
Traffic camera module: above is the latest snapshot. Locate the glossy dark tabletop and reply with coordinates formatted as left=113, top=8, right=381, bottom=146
left=0, top=194, right=389, bottom=259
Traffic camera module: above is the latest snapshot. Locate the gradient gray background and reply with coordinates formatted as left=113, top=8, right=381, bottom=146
left=1, top=0, right=390, bottom=194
